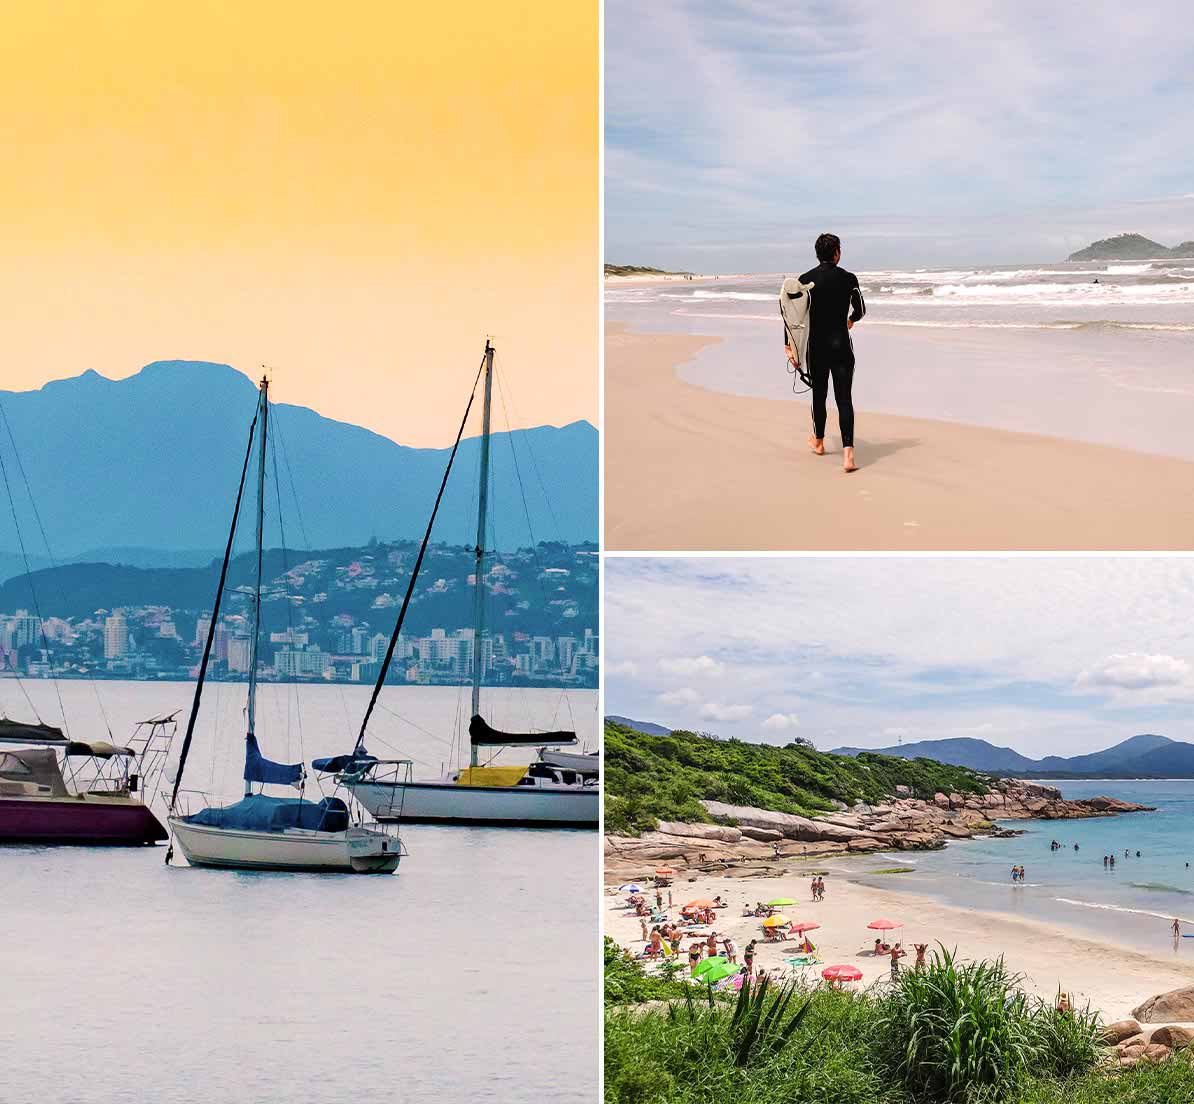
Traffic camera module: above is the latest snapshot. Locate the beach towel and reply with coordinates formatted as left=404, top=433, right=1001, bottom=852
left=780, top=277, right=814, bottom=390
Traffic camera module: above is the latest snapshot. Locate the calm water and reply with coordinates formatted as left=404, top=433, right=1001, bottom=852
left=853, top=780, right=1194, bottom=955
left=0, top=680, right=599, bottom=1104
left=607, top=262, right=1194, bottom=458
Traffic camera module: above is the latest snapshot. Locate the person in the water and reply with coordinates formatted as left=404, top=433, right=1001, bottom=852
left=787, top=233, right=866, bottom=473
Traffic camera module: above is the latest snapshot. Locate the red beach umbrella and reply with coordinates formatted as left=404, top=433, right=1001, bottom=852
left=822, top=964, right=863, bottom=982
left=790, top=921, right=821, bottom=934
left=867, top=918, right=902, bottom=931
left=685, top=899, right=715, bottom=909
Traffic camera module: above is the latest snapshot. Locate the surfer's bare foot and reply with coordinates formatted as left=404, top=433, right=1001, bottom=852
left=843, top=447, right=858, bottom=473
left=808, top=436, right=825, bottom=455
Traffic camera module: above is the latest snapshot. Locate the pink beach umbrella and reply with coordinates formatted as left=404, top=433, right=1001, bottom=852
left=867, top=918, right=903, bottom=931
left=822, top=964, right=863, bottom=983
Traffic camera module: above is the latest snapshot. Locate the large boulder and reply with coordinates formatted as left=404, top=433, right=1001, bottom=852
left=1102, top=1020, right=1142, bottom=1045
left=1133, top=985, right=1194, bottom=1023
left=655, top=820, right=742, bottom=844
left=738, top=826, right=783, bottom=842
left=700, top=801, right=818, bottom=839
left=1142, top=1043, right=1172, bottom=1064
left=1150, top=1025, right=1194, bottom=1050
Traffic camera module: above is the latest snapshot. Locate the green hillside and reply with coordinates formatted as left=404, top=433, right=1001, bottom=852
left=605, top=721, right=990, bottom=835
left=604, top=263, right=692, bottom=277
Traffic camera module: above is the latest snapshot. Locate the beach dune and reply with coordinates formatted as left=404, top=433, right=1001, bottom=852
left=605, top=324, right=1194, bottom=551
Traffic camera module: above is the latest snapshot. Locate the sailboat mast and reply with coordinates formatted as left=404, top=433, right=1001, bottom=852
left=245, top=376, right=269, bottom=797
left=469, top=341, right=494, bottom=767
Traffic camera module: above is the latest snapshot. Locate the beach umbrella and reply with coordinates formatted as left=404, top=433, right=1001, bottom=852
left=822, top=965, right=863, bottom=983
left=762, top=914, right=790, bottom=928
left=693, top=955, right=729, bottom=979
left=655, top=868, right=674, bottom=876
left=790, top=921, right=821, bottom=934
left=766, top=897, right=796, bottom=906
left=698, top=960, right=739, bottom=984
left=867, top=918, right=902, bottom=931
left=685, top=899, right=715, bottom=909
left=619, top=884, right=643, bottom=893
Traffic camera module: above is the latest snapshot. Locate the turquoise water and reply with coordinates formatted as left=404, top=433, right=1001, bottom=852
left=854, top=781, right=1194, bottom=953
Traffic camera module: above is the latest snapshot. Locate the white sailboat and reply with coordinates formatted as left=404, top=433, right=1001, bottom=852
left=335, top=342, right=600, bottom=827
left=166, top=376, right=404, bottom=873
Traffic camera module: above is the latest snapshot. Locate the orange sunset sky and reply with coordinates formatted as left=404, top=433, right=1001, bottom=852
left=0, top=2, right=597, bottom=446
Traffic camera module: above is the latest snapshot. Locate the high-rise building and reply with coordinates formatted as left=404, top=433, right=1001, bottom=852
left=194, top=613, right=212, bottom=646
left=227, top=636, right=252, bottom=674
left=104, top=612, right=129, bottom=659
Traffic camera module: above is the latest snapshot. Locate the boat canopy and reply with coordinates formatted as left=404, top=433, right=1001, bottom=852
left=65, top=740, right=136, bottom=759
left=311, top=749, right=378, bottom=774
left=540, top=749, right=600, bottom=776
left=183, top=795, right=350, bottom=834
left=0, top=747, right=69, bottom=795
left=243, top=734, right=303, bottom=786
left=0, top=717, right=68, bottom=745
left=468, top=714, right=577, bottom=749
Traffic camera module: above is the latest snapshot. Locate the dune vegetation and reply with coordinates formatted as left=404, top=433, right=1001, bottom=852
left=604, top=940, right=1194, bottom=1103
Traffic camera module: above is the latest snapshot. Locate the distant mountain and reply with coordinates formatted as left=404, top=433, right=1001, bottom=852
left=1067, top=233, right=1192, bottom=261
left=604, top=264, right=692, bottom=277
left=830, top=734, right=1194, bottom=778
left=605, top=715, right=672, bottom=736
left=0, top=362, right=596, bottom=563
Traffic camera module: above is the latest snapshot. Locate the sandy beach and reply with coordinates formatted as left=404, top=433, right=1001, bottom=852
left=605, top=859, right=1194, bottom=1021
left=604, top=323, right=1194, bottom=551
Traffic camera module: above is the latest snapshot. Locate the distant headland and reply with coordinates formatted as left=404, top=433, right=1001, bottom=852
left=1067, top=233, right=1194, bottom=261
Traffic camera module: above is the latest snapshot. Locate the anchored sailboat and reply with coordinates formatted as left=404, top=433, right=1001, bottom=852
left=166, top=376, right=404, bottom=873
left=338, top=342, right=600, bottom=827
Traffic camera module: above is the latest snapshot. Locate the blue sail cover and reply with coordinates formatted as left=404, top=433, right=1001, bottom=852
left=312, top=746, right=378, bottom=774
left=183, top=795, right=350, bottom=834
left=244, top=733, right=304, bottom=786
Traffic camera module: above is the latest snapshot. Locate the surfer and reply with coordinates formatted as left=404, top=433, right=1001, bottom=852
left=788, top=233, right=866, bottom=472
left=1173, top=918, right=1181, bottom=938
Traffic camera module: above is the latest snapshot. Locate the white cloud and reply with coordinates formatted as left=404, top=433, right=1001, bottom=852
left=762, top=713, right=800, bottom=731
left=699, top=703, right=753, bottom=722
left=659, top=655, right=725, bottom=677
left=1077, top=653, right=1193, bottom=693
left=606, top=660, right=639, bottom=678
left=658, top=687, right=699, bottom=706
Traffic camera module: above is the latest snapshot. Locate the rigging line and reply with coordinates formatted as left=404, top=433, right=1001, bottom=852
left=270, top=413, right=313, bottom=553
left=0, top=401, right=116, bottom=737
left=374, top=699, right=455, bottom=747
left=270, top=434, right=304, bottom=763
left=355, top=352, right=487, bottom=754
left=0, top=434, right=67, bottom=733
left=1, top=650, right=43, bottom=722
left=492, top=363, right=564, bottom=542
left=170, top=401, right=261, bottom=811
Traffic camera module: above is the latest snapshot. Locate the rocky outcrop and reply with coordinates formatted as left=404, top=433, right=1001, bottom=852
left=605, top=779, right=1153, bottom=877
left=1101, top=1019, right=1142, bottom=1045
left=1133, top=985, right=1194, bottom=1024
left=1149, top=1025, right=1194, bottom=1050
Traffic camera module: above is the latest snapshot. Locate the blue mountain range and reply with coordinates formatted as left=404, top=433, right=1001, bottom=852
left=0, top=361, right=597, bottom=567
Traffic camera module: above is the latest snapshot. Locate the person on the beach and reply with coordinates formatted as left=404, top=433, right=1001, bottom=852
left=640, top=918, right=649, bottom=941
left=706, top=932, right=719, bottom=958
left=1173, top=918, right=1182, bottom=938
left=889, top=944, right=906, bottom=978
left=913, top=943, right=928, bottom=970
left=743, top=942, right=756, bottom=975
left=688, top=944, right=703, bottom=974
left=789, top=232, right=866, bottom=473
left=723, top=935, right=737, bottom=963
left=874, top=937, right=884, bottom=957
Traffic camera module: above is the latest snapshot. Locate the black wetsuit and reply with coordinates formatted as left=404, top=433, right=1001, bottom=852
left=793, top=261, right=866, bottom=447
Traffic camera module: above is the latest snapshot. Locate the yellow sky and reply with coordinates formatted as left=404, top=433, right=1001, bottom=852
left=0, top=2, right=597, bottom=445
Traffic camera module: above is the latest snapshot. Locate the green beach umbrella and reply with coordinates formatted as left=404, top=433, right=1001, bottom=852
left=767, top=897, right=797, bottom=907
left=692, top=955, right=728, bottom=979
left=697, top=960, right=738, bottom=984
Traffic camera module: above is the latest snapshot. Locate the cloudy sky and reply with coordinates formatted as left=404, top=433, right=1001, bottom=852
left=605, top=557, right=1194, bottom=758
left=606, top=1, right=1194, bottom=270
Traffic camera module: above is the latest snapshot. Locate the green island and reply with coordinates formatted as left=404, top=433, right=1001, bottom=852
left=604, top=720, right=989, bottom=836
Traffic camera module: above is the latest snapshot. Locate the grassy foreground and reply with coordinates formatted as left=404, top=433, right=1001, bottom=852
left=605, top=721, right=990, bottom=836
left=604, top=939, right=1194, bottom=1103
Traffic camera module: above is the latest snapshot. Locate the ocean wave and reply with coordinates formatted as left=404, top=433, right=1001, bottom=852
left=1105, top=263, right=1154, bottom=274
left=1054, top=897, right=1194, bottom=923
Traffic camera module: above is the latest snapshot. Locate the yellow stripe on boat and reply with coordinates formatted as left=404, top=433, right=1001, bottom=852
left=456, top=766, right=528, bottom=787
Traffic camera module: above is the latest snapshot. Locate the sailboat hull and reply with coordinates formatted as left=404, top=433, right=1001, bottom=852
left=168, top=817, right=401, bottom=873
left=347, top=778, right=599, bottom=827
left=0, top=795, right=167, bottom=846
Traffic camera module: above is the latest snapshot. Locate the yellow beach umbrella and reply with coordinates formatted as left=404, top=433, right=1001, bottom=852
left=762, top=914, right=790, bottom=928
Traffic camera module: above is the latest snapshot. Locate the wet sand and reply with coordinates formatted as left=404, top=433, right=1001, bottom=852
left=604, top=323, right=1194, bottom=551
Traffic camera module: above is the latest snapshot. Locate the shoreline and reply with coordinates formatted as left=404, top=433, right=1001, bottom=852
left=604, top=850, right=1194, bottom=1021
left=604, top=322, right=1194, bottom=550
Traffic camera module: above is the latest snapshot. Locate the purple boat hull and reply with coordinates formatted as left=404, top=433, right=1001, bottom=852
left=0, top=797, right=167, bottom=845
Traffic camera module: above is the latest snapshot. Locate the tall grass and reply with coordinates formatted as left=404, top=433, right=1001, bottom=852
left=876, top=946, right=1100, bottom=1102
